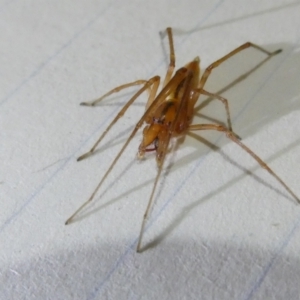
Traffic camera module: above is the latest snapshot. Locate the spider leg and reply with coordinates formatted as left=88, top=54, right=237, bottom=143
left=194, top=88, right=237, bottom=135
left=161, top=27, right=176, bottom=88
left=66, top=78, right=160, bottom=224
left=66, top=70, right=189, bottom=225
left=136, top=132, right=172, bottom=253
left=188, top=123, right=299, bottom=203
left=137, top=70, right=194, bottom=252
left=81, top=80, right=149, bottom=106
left=77, top=76, right=160, bottom=161
left=198, top=42, right=282, bottom=90
left=144, top=28, right=176, bottom=111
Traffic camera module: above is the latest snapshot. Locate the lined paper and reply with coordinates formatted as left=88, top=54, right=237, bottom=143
left=1, top=0, right=300, bottom=299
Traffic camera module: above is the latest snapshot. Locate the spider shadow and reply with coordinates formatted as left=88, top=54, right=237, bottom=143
left=141, top=44, right=300, bottom=249
left=71, top=134, right=183, bottom=224
left=189, top=42, right=300, bottom=151
left=142, top=134, right=300, bottom=252
left=77, top=125, right=134, bottom=161
left=72, top=128, right=300, bottom=230
left=171, top=2, right=300, bottom=36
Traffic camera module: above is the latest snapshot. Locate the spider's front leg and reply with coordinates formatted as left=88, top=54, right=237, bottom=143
left=194, top=88, right=240, bottom=139
left=198, top=42, right=282, bottom=90
left=194, top=42, right=282, bottom=139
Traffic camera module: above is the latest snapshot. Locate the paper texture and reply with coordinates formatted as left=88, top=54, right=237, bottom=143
left=1, top=0, right=300, bottom=299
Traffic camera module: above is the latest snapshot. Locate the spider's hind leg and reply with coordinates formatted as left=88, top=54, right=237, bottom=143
left=189, top=123, right=299, bottom=204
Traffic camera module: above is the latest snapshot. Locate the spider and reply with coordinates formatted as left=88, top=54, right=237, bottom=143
left=66, top=28, right=299, bottom=252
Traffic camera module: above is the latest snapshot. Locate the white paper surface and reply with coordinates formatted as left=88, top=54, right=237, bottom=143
left=1, top=0, right=300, bottom=299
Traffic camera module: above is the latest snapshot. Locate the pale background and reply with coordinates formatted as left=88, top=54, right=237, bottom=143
left=1, top=0, right=300, bottom=299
